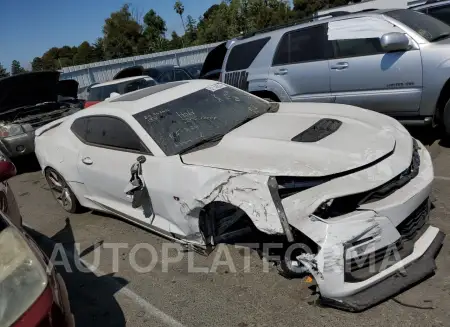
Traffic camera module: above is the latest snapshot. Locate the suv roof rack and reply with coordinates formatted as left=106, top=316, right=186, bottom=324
left=408, top=0, right=445, bottom=8
left=240, top=11, right=351, bottom=39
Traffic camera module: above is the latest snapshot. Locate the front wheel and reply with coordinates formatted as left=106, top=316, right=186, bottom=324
left=45, top=168, right=80, bottom=213
left=442, top=98, right=450, bottom=138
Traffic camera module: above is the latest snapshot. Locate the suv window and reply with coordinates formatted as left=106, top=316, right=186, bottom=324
left=333, top=38, right=384, bottom=58
left=328, top=17, right=398, bottom=58
left=174, top=69, right=191, bottom=81
left=226, top=37, right=271, bottom=72
left=427, top=5, right=450, bottom=25
left=159, top=71, right=174, bottom=83
left=85, top=116, right=148, bottom=153
left=273, top=25, right=329, bottom=66
left=124, top=78, right=156, bottom=93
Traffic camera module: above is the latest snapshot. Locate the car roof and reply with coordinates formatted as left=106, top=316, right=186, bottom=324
left=410, top=0, right=450, bottom=9
left=91, top=75, right=153, bottom=88
left=79, top=79, right=220, bottom=116
left=233, top=9, right=397, bottom=44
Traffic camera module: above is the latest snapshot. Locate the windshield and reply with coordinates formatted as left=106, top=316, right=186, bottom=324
left=133, top=84, right=271, bottom=155
left=386, top=9, right=450, bottom=42
left=88, top=78, right=156, bottom=101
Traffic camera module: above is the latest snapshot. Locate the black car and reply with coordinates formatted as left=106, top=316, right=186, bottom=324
left=144, top=63, right=203, bottom=84
left=410, top=0, right=450, bottom=24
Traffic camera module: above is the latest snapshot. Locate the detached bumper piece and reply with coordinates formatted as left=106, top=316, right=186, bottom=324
left=320, top=231, right=445, bottom=312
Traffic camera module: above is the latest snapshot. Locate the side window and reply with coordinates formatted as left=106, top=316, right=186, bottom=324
left=70, top=118, right=88, bottom=140
left=273, top=25, right=329, bottom=66
left=333, top=38, right=383, bottom=58
left=226, top=37, right=271, bottom=72
left=159, top=71, right=174, bottom=83
left=174, top=69, right=191, bottom=81
left=85, top=116, right=148, bottom=153
left=428, top=5, right=450, bottom=25
left=328, top=17, right=401, bottom=58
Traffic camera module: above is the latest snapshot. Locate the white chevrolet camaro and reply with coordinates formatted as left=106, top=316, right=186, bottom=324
left=35, top=80, right=444, bottom=311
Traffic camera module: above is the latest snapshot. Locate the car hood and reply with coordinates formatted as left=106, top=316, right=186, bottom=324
left=57, top=79, right=79, bottom=98
left=0, top=71, right=61, bottom=112
left=181, top=103, right=411, bottom=177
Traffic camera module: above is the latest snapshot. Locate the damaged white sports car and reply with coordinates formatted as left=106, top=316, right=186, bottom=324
left=34, top=80, right=444, bottom=311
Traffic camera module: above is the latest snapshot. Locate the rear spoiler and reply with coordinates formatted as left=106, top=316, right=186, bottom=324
left=35, top=117, right=67, bottom=137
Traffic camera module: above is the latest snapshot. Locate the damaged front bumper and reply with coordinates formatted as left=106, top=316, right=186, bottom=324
left=320, top=229, right=444, bottom=312
left=281, top=140, right=445, bottom=311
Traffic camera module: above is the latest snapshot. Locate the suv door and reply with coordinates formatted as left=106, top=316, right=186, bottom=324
left=74, top=115, right=155, bottom=221
left=269, top=24, right=334, bottom=102
left=328, top=17, right=423, bottom=114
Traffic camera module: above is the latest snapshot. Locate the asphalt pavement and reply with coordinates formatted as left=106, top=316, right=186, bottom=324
left=9, top=129, right=450, bottom=327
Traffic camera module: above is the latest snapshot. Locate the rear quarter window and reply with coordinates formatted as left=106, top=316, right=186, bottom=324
left=225, top=37, right=271, bottom=72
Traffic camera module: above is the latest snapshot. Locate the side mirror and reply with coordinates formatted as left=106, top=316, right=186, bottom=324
left=0, top=158, right=16, bottom=182
left=109, top=92, right=121, bottom=99
left=380, top=32, right=410, bottom=52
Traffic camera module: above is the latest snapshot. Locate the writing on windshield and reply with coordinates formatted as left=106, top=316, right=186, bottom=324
left=133, top=84, right=269, bottom=155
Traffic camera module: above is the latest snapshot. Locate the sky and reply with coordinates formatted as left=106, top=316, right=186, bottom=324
left=0, top=0, right=220, bottom=70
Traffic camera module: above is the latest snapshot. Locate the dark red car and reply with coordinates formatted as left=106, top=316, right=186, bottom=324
left=0, top=153, right=74, bottom=327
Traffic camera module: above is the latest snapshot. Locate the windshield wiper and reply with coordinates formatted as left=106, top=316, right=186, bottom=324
left=430, top=33, right=450, bottom=42
left=179, top=134, right=224, bottom=155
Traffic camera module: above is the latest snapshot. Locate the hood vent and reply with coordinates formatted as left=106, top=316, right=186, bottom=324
left=291, top=118, right=342, bottom=143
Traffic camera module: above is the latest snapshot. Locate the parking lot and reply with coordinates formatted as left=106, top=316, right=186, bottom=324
left=8, top=130, right=450, bottom=327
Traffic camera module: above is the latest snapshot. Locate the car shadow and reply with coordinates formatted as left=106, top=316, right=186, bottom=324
left=406, top=126, right=450, bottom=148
left=25, top=218, right=127, bottom=327
left=12, top=153, right=41, bottom=175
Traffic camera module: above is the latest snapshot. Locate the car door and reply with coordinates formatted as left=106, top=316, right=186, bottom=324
left=328, top=17, right=423, bottom=114
left=75, top=115, right=156, bottom=223
left=268, top=24, right=334, bottom=103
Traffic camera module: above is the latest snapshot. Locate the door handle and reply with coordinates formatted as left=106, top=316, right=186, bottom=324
left=330, top=62, right=349, bottom=70
left=82, top=157, right=93, bottom=165
left=274, top=68, right=288, bottom=75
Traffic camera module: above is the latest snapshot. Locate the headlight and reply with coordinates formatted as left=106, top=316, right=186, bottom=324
left=0, top=124, right=25, bottom=137
left=276, top=176, right=328, bottom=199
left=0, top=227, right=48, bottom=326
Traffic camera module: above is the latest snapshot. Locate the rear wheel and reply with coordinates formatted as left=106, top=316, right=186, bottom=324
left=45, top=168, right=80, bottom=213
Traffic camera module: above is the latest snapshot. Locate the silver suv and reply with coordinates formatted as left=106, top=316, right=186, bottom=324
left=203, top=9, right=450, bottom=133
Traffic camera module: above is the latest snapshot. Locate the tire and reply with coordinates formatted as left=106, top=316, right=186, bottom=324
left=45, top=168, right=80, bottom=213
left=263, top=97, right=278, bottom=102
left=442, top=97, right=450, bottom=137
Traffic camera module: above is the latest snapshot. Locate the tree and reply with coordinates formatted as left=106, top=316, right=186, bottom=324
left=102, top=4, right=145, bottom=59
left=174, top=1, right=186, bottom=33
left=11, top=60, right=26, bottom=75
left=143, top=9, right=168, bottom=52
left=293, top=0, right=347, bottom=18
left=0, top=63, right=9, bottom=78
left=73, top=41, right=94, bottom=65
left=92, top=38, right=105, bottom=62
left=31, top=57, right=44, bottom=72
left=184, top=15, right=198, bottom=45
left=169, top=31, right=183, bottom=49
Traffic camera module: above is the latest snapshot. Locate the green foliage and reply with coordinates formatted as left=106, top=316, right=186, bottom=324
left=11, top=60, right=26, bottom=75
left=31, top=0, right=342, bottom=67
left=102, top=4, right=143, bottom=59
left=0, top=63, right=9, bottom=78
